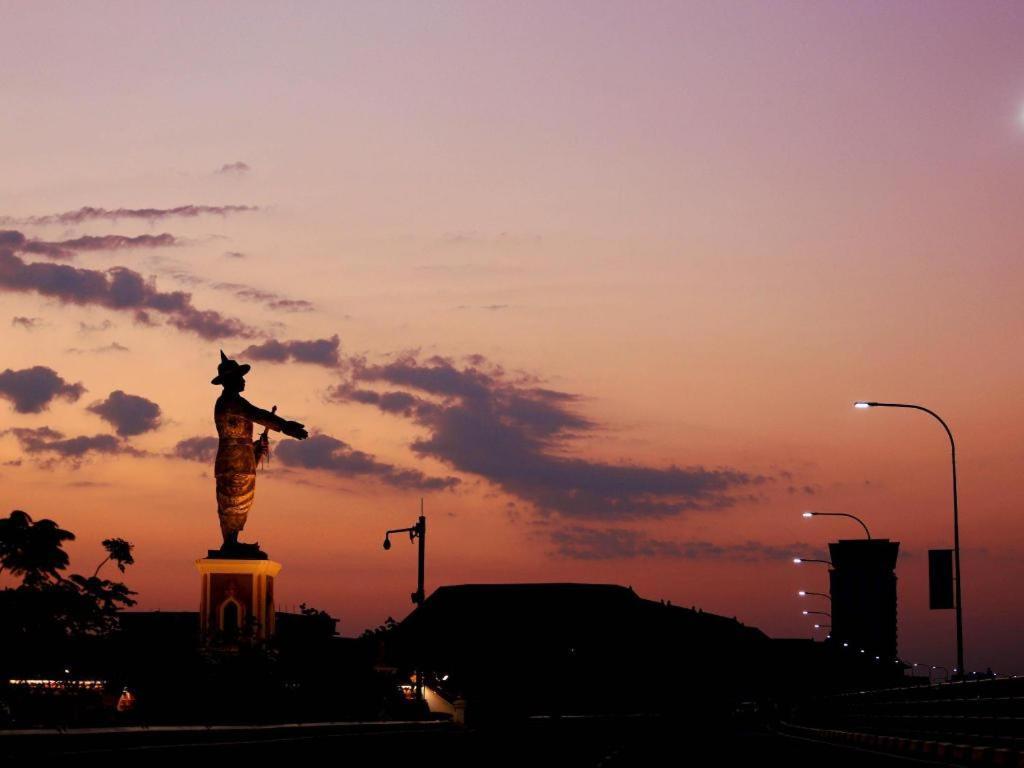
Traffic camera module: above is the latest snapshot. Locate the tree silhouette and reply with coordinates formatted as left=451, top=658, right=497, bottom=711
left=0, top=509, right=136, bottom=644
left=0, top=510, right=75, bottom=586
left=93, top=537, right=135, bottom=577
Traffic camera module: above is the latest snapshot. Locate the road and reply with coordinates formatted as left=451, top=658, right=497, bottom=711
left=1, top=717, right=952, bottom=765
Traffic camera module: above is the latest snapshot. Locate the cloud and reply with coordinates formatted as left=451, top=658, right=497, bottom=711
left=3, top=426, right=142, bottom=465
left=161, top=267, right=314, bottom=313
left=172, top=436, right=219, bottom=463
left=456, top=304, right=511, bottom=311
left=11, top=316, right=42, bottom=330
left=87, top=390, right=162, bottom=436
left=275, top=433, right=459, bottom=491
left=79, top=320, right=113, bottom=333
left=0, top=366, right=85, bottom=413
left=66, top=342, right=130, bottom=354
left=333, top=354, right=762, bottom=519
left=211, top=282, right=314, bottom=312
left=0, top=205, right=258, bottom=226
left=1, top=231, right=178, bottom=261
left=548, top=526, right=811, bottom=561
left=224, top=251, right=246, bottom=259
left=217, top=162, right=251, bottom=175
left=0, top=240, right=258, bottom=340
left=240, top=335, right=340, bottom=367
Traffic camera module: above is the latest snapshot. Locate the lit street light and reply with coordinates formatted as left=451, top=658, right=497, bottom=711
left=855, top=400, right=965, bottom=678
left=802, top=610, right=831, bottom=618
left=802, top=510, right=871, bottom=539
left=793, top=557, right=832, bottom=567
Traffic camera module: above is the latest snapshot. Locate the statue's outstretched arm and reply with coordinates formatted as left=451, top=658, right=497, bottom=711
left=239, top=398, right=308, bottom=440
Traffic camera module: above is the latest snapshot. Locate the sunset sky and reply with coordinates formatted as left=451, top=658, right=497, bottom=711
left=2, top=1, right=1023, bottom=674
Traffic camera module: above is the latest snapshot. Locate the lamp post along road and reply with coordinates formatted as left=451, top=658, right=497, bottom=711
left=855, top=401, right=964, bottom=677
left=383, top=499, right=428, bottom=701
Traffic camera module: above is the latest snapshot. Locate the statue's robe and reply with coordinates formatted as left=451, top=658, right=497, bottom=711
left=214, top=394, right=286, bottom=539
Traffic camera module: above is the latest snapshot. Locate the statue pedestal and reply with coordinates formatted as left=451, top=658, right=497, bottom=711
left=196, top=556, right=281, bottom=643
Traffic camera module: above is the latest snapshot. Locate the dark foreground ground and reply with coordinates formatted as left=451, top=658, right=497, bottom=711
left=1, top=716, right=945, bottom=766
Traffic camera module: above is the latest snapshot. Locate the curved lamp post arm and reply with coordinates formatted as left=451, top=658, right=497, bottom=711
left=798, top=591, right=832, bottom=601
left=804, top=511, right=872, bottom=539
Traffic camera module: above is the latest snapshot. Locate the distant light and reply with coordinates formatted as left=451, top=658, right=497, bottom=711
left=802, top=610, right=809, bottom=615
left=802, top=511, right=814, bottom=518
left=843, top=643, right=849, bottom=648
left=793, top=558, right=802, bottom=564
left=441, top=674, right=449, bottom=681
left=814, top=624, right=821, bottom=628
left=854, top=402, right=871, bottom=409
left=860, top=649, right=865, bottom=653
left=798, top=591, right=807, bottom=596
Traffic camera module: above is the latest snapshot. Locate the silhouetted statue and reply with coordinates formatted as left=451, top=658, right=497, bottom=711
left=211, top=351, right=308, bottom=553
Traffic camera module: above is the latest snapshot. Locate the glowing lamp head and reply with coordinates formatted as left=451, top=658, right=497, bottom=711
left=802, top=610, right=809, bottom=615
left=793, top=557, right=802, bottom=564
left=854, top=401, right=872, bottom=409
left=814, top=624, right=822, bottom=629
left=802, top=511, right=814, bottom=518
left=798, top=590, right=807, bottom=596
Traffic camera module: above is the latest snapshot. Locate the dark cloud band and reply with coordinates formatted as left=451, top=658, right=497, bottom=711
left=335, top=354, right=763, bottom=520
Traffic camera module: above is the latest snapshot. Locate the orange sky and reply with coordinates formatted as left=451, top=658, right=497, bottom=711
left=2, top=1, right=1023, bottom=675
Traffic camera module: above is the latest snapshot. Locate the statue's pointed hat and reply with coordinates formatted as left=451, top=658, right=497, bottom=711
left=211, top=350, right=251, bottom=385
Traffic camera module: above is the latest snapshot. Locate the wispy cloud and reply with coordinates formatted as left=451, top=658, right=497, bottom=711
left=3, top=426, right=143, bottom=467
left=275, top=433, right=459, bottom=491
left=11, top=316, right=42, bottom=330
left=65, top=342, right=130, bottom=354
left=0, top=237, right=258, bottom=340
left=548, top=525, right=811, bottom=561
left=14, top=232, right=178, bottom=260
left=216, top=162, right=251, bottom=175
left=1, top=204, right=257, bottom=226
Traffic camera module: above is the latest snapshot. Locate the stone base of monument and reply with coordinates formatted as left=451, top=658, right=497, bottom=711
left=196, top=555, right=281, bottom=643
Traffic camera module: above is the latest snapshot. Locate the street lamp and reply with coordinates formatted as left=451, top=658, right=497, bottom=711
left=802, top=510, right=871, bottom=539
left=793, top=557, right=833, bottom=566
left=798, top=590, right=831, bottom=601
left=802, top=610, right=831, bottom=618
left=854, top=400, right=964, bottom=678
left=383, top=504, right=427, bottom=606
left=383, top=500, right=428, bottom=702
left=812, top=624, right=831, bottom=630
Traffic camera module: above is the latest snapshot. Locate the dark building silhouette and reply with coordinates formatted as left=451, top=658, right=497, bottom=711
left=390, top=583, right=770, bottom=721
left=828, top=539, right=900, bottom=661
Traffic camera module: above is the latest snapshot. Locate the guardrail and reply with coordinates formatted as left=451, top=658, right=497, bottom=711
left=794, top=676, right=1024, bottom=750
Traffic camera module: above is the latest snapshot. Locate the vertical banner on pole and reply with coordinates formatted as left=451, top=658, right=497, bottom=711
left=928, top=549, right=954, bottom=610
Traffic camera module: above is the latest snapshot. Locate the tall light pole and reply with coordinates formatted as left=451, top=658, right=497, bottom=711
left=383, top=499, right=427, bottom=701
left=802, top=510, right=872, bottom=539
left=854, top=401, right=964, bottom=679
